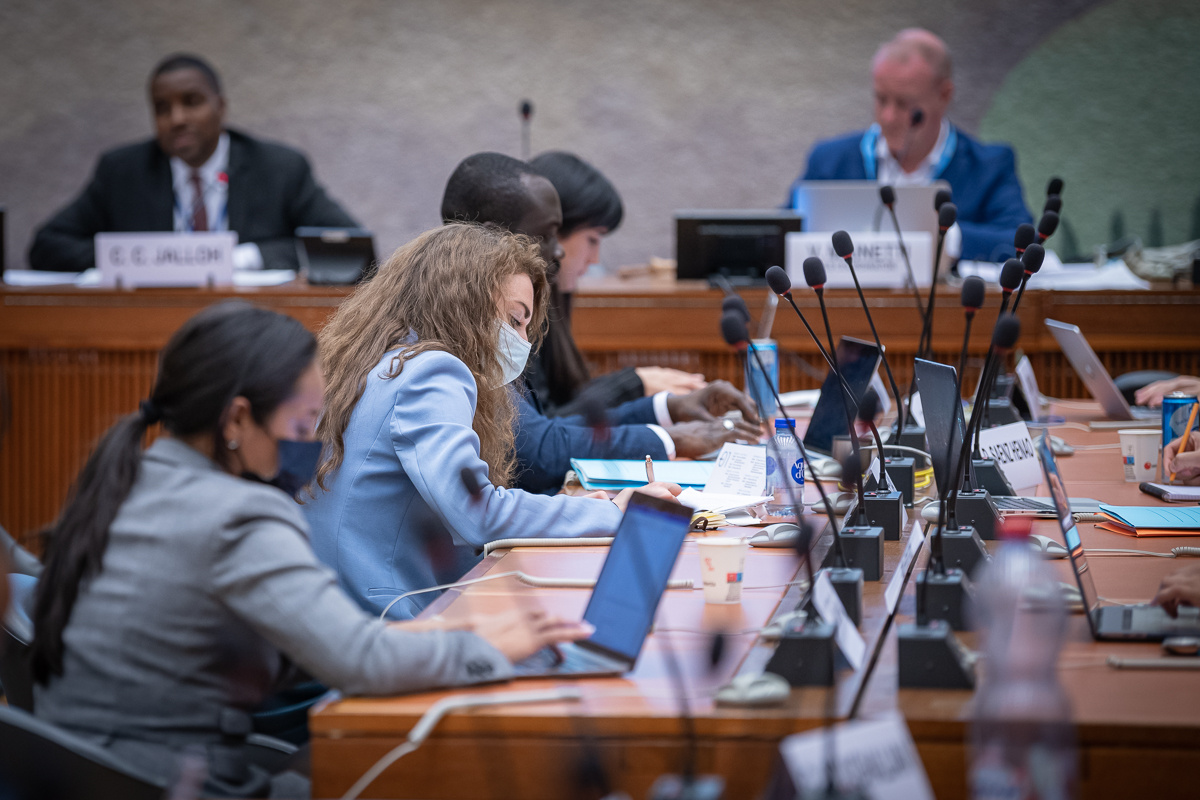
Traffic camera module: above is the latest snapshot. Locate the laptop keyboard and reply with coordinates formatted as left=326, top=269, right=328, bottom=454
left=1125, top=604, right=1200, bottom=632
left=993, top=497, right=1051, bottom=511
left=513, top=643, right=622, bottom=676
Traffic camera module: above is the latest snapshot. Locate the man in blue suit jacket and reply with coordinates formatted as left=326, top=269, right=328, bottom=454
left=787, top=29, right=1032, bottom=262
left=441, top=153, right=761, bottom=494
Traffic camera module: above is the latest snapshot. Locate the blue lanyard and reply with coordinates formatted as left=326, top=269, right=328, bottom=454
left=860, top=123, right=958, bottom=179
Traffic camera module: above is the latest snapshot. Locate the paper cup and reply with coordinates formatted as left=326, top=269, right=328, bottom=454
left=1119, top=429, right=1159, bottom=482
left=697, top=537, right=749, bottom=604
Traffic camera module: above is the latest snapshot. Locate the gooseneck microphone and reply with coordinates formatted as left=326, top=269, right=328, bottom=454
left=1047, top=176, right=1064, bottom=197
left=934, top=188, right=953, bottom=213
left=998, top=257, right=1024, bottom=314
left=519, top=99, right=534, bottom=160
left=878, top=185, right=926, bottom=321
left=1010, top=242, right=1045, bottom=314
left=1013, top=223, right=1036, bottom=258
left=1036, top=210, right=1059, bottom=243
left=1044, top=195, right=1062, bottom=215
left=831, top=230, right=909, bottom=439
left=914, top=202, right=957, bottom=362
left=721, top=293, right=752, bottom=324
left=720, top=312, right=849, bottom=568
left=956, top=277, right=986, bottom=397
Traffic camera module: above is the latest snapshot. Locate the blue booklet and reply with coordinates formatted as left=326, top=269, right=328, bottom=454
left=570, top=459, right=713, bottom=491
left=1099, top=504, right=1200, bottom=530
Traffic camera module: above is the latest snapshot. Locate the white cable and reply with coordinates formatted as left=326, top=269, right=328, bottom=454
left=1085, top=549, right=1177, bottom=558
left=377, top=571, right=693, bottom=621
left=1045, top=422, right=1094, bottom=432
left=482, top=536, right=614, bottom=557
left=858, top=443, right=933, bottom=461
left=1071, top=443, right=1122, bottom=451
left=1041, top=397, right=1103, bottom=409
left=339, top=687, right=582, bottom=800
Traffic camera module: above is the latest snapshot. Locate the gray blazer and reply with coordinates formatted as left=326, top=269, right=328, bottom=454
left=34, top=437, right=510, bottom=790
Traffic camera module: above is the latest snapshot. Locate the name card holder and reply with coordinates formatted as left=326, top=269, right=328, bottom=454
left=96, top=232, right=237, bottom=288
left=786, top=231, right=933, bottom=289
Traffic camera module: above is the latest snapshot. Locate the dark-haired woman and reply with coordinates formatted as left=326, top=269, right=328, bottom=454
left=528, top=151, right=707, bottom=417
left=30, top=302, right=590, bottom=797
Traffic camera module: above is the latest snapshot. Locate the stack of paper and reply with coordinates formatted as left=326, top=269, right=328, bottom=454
left=1097, top=504, right=1200, bottom=537
left=570, top=459, right=713, bottom=491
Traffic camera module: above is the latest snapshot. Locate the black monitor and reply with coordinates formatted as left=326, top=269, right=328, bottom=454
left=674, top=210, right=803, bottom=285
left=295, top=227, right=377, bottom=285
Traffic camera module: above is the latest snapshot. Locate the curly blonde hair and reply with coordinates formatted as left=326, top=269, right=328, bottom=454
left=316, top=223, right=549, bottom=489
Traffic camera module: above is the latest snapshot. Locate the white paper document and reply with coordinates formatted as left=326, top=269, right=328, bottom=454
left=704, top=443, right=767, bottom=495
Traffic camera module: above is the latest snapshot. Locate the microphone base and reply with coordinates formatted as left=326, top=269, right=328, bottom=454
left=862, top=490, right=906, bottom=541
left=985, top=397, right=1022, bottom=427
left=954, top=490, right=1001, bottom=540
left=648, top=774, right=726, bottom=800
left=990, top=371, right=1014, bottom=400
left=823, top=566, right=864, bottom=627
left=827, top=525, right=885, bottom=581
left=972, top=458, right=1016, bottom=496
left=765, top=620, right=838, bottom=686
left=897, top=620, right=977, bottom=689
left=914, top=567, right=975, bottom=631
left=897, top=424, right=928, bottom=468
left=885, top=456, right=916, bottom=505
left=935, top=524, right=990, bottom=576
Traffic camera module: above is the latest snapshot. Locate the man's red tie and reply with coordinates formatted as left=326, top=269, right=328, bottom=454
left=189, top=171, right=208, bottom=232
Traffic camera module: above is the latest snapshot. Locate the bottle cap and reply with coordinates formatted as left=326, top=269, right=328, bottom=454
left=774, top=418, right=794, bottom=430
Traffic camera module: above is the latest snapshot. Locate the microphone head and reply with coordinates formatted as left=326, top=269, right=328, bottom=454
left=938, top=202, right=957, bottom=230
left=992, top=313, right=1021, bottom=351
left=999, top=258, right=1024, bottom=292
left=1038, top=210, right=1060, bottom=240
left=879, top=184, right=896, bottom=206
left=802, top=257, right=827, bottom=289
left=1013, top=223, right=1036, bottom=252
left=1047, top=176, right=1064, bottom=196
left=1022, top=242, right=1046, bottom=274
left=519, top=99, right=534, bottom=119
left=911, top=108, right=925, bottom=126
left=721, top=294, right=751, bottom=323
left=934, top=188, right=953, bottom=211
left=720, top=311, right=750, bottom=348
left=1043, top=194, right=1062, bottom=214
left=765, top=265, right=792, bottom=296
left=960, top=275, right=986, bottom=310
left=831, top=230, right=854, bottom=259
left=857, top=387, right=881, bottom=423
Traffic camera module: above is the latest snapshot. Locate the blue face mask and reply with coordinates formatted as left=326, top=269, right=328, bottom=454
left=243, top=439, right=323, bottom=498
left=496, top=321, right=532, bottom=386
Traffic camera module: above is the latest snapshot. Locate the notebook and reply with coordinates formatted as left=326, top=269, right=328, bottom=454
left=570, top=459, right=713, bottom=491
left=1097, top=504, right=1200, bottom=538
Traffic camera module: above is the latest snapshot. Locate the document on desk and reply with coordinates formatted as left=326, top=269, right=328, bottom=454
left=884, top=521, right=925, bottom=614
left=778, top=712, right=934, bottom=800
left=813, top=571, right=865, bottom=671
left=676, top=488, right=768, bottom=514
left=1098, top=504, right=1200, bottom=537
left=704, top=443, right=766, bottom=495
left=570, top=459, right=712, bottom=490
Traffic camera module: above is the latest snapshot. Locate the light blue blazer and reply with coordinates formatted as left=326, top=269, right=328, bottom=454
left=305, top=349, right=623, bottom=619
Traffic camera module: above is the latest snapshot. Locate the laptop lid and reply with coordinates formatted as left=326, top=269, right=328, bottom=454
left=802, top=337, right=882, bottom=456
left=1045, top=319, right=1134, bottom=420
left=1037, top=434, right=1103, bottom=635
left=580, top=492, right=693, bottom=664
left=914, top=358, right=968, bottom=496
left=674, top=210, right=804, bottom=284
left=295, top=227, right=377, bottom=285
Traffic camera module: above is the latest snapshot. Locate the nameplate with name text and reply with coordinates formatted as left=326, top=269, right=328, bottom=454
left=96, top=231, right=237, bottom=288
left=977, top=420, right=1041, bottom=490
left=785, top=230, right=933, bottom=289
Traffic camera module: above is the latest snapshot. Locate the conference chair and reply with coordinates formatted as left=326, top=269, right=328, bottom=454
left=0, top=704, right=167, bottom=800
left=1, top=572, right=35, bottom=711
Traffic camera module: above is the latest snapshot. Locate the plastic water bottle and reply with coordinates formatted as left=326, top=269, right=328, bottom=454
left=969, top=525, right=1077, bottom=800
left=765, top=419, right=804, bottom=519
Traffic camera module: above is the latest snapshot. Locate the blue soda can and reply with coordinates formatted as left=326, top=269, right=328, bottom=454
left=1162, top=392, right=1198, bottom=448
left=744, top=338, right=779, bottom=416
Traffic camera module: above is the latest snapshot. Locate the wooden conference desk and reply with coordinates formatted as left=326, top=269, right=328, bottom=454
left=310, top=406, right=1200, bottom=800
left=2, top=280, right=1199, bottom=543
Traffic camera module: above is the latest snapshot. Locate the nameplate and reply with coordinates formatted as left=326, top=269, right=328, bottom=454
left=96, top=232, right=237, bottom=288
left=813, top=570, right=865, bottom=670
left=884, top=521, right=924, bottom=614
left=785, top=231, right=933, bottom=289
left=778, top=711, right=935, bottom=799
left=977, top=420, right=1041, bottom=490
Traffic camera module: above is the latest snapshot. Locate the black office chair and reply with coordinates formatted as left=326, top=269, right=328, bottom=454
left=1, top=573, right=36, bottom=711
left=0, top=704, right=167, bottom=799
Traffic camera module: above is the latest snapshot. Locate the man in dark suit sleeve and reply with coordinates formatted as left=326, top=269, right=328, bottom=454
left=28, top=53, right=356, bottom=272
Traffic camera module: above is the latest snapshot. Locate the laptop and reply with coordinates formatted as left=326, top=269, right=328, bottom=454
left=295, top=227, right=377, bottom=285
left=802, top=336, right=882, bottom=457
left=1045, top=319, right=1158, bottom=424
left=1038, top=435, right=1200, bottom=640
left=512, top=492, right=693, bottom=678
left=914, top=358, right=1100, bottom=516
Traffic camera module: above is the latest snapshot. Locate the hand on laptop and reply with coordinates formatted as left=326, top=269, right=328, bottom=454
left=666, top=380, right=761, bottom=426
left=1135, top=376, right=1200, bottom=408
left=474, top=608, right=596, bottom=663
left=612, top=482, right=682, bottom=511
left=1163, top=431, right=1200, bottom=485
left=1152, top=563, right=1200, bottom=617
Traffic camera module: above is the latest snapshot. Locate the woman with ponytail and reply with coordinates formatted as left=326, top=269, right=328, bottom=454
left=31, top=301, right=591, bottom=797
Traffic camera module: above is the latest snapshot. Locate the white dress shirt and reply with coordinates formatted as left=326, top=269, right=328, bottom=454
left=169, top=133, right=263, bottom=269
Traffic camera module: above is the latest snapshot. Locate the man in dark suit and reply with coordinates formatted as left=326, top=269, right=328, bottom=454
left=28, top=54, right=357, bottom=272
left=786, top=29, right=1033, bottom=262
left=440, top=152, right=761, bottom=494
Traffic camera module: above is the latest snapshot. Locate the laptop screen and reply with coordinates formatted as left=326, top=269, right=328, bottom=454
left=802, top=337, right=882, bottom=456
left=582, top=494, right=692, bottom=662
left=914, top=358, right=969, bottom=496
left=1037, top=435, right=1101, bottom=618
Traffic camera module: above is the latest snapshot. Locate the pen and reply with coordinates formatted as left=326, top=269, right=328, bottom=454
left=645, top=454, right=655, bottom=483
left=1170, top=402, right=1199, bottom=483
